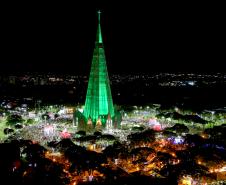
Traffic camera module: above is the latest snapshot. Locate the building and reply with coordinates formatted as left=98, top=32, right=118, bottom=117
left=83, top=10, right=114, bottom=126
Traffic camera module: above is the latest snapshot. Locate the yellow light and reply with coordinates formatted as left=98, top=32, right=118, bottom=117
left=171, top=153, right=176, bottom=157
left=214, top=169, right=219, bottom=172
left=88, top=145, right=94, bottom=150
left=23, top=171, right=27, bottom=176
left=181, top=176, right=192, bottom=185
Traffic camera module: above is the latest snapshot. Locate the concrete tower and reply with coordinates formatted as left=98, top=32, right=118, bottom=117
left=83, top=11, right=114, bottom=125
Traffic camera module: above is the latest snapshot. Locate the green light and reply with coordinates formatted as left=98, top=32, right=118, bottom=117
left=98, top=25, right=102, bottom=43
left=98, top=10, right=102, bottom=43
left=83, top=10, right=114, bottom=123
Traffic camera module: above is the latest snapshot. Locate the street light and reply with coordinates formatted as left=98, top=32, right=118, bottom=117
left=44, top=115, right=47, bottom=124
left=211, top=111, right=215, bottom=128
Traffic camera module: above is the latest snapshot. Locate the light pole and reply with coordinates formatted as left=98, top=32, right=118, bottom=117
left=211, top=111, right=214, bottom=128
left=44, top=115, right=47, bottom=125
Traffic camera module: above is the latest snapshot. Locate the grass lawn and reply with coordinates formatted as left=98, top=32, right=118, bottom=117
left=0, top=117, right=7, bottom=140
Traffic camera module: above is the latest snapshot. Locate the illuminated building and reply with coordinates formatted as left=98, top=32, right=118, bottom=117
left=83, top=10, right=114, bottom=125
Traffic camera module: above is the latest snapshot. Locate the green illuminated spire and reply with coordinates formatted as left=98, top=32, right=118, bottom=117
left=83, top=10, right=114, bottom=123
left=97, top=10, right=102, bottom=43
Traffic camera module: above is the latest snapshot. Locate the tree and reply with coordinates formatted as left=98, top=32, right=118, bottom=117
left=54, top=113, right=59, bottom=119
left=167, top=124, right=189, bottom=134
left=75, top=130, right=86, bottom=137
left=6, top=114, right=24, bottom=126
left=14, top=123, right=23, bottom=129
left=132, top=126, right=145, bottom=132
left=128, top=129, right=155, bottom=145
left=3, top=128, right=14, bottom=135
left=130, top=147, right=155, bottom=161
left=26, top=118, right=35, bottom=125
left=94, top=131, right=102, bottom=137
left=41, top=113, right=50, bottom=120
left=56, top=138, right=76, bottom=152
left=22, top=143, right=47, bottom=161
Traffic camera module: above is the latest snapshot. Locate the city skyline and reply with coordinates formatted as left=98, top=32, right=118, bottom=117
left=0, top=4, right=226, bottom=185
left=1, top=2, right=225, bottom=74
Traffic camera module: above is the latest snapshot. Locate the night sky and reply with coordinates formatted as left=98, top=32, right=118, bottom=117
left=1, top=2, right=225, bottom=74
